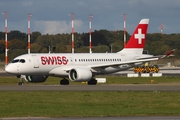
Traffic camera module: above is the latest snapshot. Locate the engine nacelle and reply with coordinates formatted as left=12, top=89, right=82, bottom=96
left=69, top=68, right=92, bottom=82
left=25, top=75, right=48, bottom=82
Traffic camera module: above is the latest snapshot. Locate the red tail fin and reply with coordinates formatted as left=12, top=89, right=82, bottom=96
left=118, top=19, right=149, bottom=54
left=125, top=19, right=149, bottom=49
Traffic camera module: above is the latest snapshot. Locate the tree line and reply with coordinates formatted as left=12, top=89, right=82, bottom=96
left=0, top=30, right=179, bottom=62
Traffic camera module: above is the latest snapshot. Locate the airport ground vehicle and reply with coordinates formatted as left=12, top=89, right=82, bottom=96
left=133, top=63, right=159, bottom=73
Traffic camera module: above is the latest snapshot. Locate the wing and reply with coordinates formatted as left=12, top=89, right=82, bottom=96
left=137, top=49, right=175, bottom=60
left=89, top=58, right=159, bottom=69
left=89, top=49, right=175, bottom=70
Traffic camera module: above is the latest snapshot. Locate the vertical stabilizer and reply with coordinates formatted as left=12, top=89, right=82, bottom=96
left=119, top=19, right=149, bottom=54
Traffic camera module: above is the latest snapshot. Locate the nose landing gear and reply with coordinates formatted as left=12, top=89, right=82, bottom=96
left=17, top=75, right=24, bottom=86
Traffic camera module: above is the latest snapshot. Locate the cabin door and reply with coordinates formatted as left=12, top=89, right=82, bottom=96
left=32, top=55, right=39, bottom=68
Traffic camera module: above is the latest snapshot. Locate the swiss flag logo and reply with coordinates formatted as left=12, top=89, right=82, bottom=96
left=125, top=24, right=148, bottom=48
left=134, top=28, right=145, bottom=44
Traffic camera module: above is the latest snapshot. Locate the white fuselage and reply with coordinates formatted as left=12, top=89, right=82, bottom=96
left=5, top=52, right=151, bottom=77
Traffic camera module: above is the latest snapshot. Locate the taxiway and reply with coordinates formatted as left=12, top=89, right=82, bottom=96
left=0, top=84, right=180, bottom=91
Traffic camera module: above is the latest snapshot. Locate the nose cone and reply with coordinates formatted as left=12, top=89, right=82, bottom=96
left=5, top=64, right=17, bottom=74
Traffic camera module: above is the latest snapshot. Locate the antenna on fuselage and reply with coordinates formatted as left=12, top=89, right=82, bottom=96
left=47, top=46, right=50, bottom=54
left=47, top=46, right=56, bottom=53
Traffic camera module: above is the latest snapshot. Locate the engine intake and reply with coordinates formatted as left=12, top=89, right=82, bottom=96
left=69, top=68, right=92, bottom=82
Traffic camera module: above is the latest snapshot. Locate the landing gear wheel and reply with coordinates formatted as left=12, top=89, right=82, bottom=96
left=18, top=82, right=24, bottom=86
left=18, top=76, right=24, bottom=86
left=88, top=78, right=97, bottom=85
left=60, top=79, right=69, bottom=85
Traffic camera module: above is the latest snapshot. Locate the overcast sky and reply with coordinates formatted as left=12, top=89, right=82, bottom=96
left=0, top=0, right=180, bottom=35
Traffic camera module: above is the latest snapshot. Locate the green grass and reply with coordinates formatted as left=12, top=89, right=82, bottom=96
left=0, top=91, right=180, bottom=117
left=0, top=76, right=180, bottom=85
left=1, top=76, right=180, bottom=117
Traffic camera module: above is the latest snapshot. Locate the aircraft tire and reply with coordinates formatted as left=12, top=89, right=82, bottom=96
left=88, top=79, right=97, bottom=85
left=18, top=82, right=24, bottom=86
left=60, top=79, right=69, bottom=85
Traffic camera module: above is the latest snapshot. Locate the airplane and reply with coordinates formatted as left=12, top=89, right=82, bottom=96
left=5, top=18, right=174, bottom=85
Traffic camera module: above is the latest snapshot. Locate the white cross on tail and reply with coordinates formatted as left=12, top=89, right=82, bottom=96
left=134, top=28, right=145, bottom=44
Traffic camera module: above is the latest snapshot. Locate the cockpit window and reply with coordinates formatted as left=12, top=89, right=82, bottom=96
left=11, top=59, right=19, bottom=63
left=11, top=59, right=25, bottom=63
left=19, top=59, right=25, bottom=63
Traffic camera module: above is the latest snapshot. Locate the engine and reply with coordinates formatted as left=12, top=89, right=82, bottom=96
left=69, top=68, right=92, bottom=82
left=25, top=75, right=48, bottom=82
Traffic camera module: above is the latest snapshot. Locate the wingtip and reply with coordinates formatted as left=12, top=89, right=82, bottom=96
left=162, top=49, right=175, bottom=58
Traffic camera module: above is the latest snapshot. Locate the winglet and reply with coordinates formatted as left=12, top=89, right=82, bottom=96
left=161, top=49, right=175, bottom=58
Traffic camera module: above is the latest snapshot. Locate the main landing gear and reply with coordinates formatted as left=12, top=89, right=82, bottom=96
left=60, top=78, right=69, bottom=85
left=59, top=78, right=97, bottom=85
left=88, top=78, right=97, bottom=85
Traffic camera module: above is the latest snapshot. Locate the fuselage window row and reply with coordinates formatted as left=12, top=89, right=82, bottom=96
left=77, top=59, right=121, bottom=62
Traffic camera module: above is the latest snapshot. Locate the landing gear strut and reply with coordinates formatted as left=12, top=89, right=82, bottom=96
left=60, top=78, right=69, bottom=85
left=17, top=75, right=24, bottom=86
